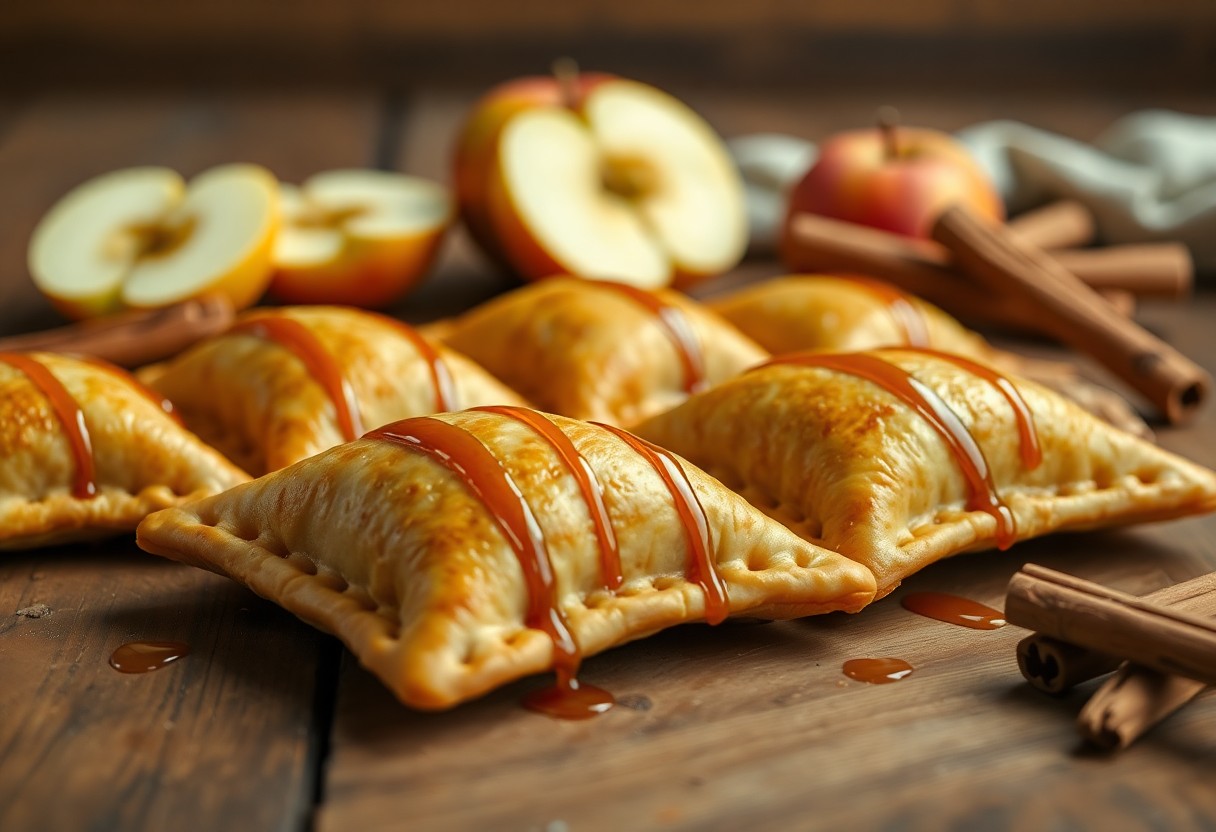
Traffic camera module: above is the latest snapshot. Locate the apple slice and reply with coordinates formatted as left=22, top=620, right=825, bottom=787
left=457, top=71, right=748, bottom=289
left=270, top=170, right=452, bottom=307
left=29, top=164, right=279, bottom=320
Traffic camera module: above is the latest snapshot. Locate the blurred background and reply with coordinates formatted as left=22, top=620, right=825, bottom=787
left=4, top=0, right=1214, bottom=92
left=2, top=0, right=1215, bottom=333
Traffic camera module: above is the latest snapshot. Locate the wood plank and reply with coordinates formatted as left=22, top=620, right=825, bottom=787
left=0, top=546, right=335, bottom=831
left=0, top=91, right=382, bottom=830
left=319, top=89, right=1216, bottom=829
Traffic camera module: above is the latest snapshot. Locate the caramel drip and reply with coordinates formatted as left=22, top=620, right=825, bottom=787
left=374, top=314, right=459, bottom=412
left=839, top=276, right=930, bottom=347
left=761, top=352, right=1015, bottom=549
left=230, top=316, right=363, bottom=441
left=109, top=641, right=191, bottom=673
left=79, top=355, right=181, bottom=423
left=842, top=657, right=914, bottom=684
left=901, top=591, right=1007, bottom=630
left=369, top=417, right=612, bottom=718
left=896, top=348, right=1042, bottom=470
left=473, top=406, right=622, bottom=590
left=596, top=281, right=708, bottom=394
left=593, top=423, right=730, bottom=625
left=0, top=352, right=96, bottom=499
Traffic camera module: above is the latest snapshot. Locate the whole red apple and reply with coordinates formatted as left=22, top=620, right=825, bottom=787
left=783, top=117, right=1003, bottom=241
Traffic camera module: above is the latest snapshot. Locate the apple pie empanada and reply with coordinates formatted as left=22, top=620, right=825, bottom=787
left=709, top=274, right=996, bottom=358
left=0, top=352, right=248, bottom=549
left=434, top=277, right=769, bottom=426
left=141, top=306, right=527, bottom=475
left=709, top=274, right=1152, bottom=438
left=136, top=408, right=876, bottom=710
left=634, top=348, right=1216, bottom=595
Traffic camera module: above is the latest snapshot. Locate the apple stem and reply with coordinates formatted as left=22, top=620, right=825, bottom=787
left=877, top=105, right=901, bottom=161
left=552, top=57, right=581, bottom=110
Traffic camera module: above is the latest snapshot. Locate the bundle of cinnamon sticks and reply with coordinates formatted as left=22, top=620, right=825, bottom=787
left=784, top=200, right=1210, bottom=424
left=1006, top=564, right=1216, bottom=750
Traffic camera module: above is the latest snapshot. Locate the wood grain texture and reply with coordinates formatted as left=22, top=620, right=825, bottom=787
left=0, top=544, right=335, bottom=832
left=0, top=93, right=378, bottom=831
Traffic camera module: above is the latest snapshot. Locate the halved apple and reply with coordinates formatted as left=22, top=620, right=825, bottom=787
left=455, top=69, right=747, bottom=289
left=29, top=164, right=279, bottom=320
left=270, top=170, right=453, bottom=308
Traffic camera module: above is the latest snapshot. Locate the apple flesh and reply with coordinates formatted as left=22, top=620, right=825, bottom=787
left=29, top=164, right=280, bottom=320
left=455, top=71, right=747, bottom=289
left=783, top=124, right=1003, bottom=242
left=270, top=170, right=452, bottom=308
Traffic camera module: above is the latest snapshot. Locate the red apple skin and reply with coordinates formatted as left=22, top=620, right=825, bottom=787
left=784, top=127, right=1003, bottom=241
left=268, top=226, right=449, bottom=308
left=453, top=72, right=616, bottom=277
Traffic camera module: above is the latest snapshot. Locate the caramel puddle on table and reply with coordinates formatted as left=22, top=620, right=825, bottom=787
left=109, top=641, right=191, bottom=673
left=522, top=678, right=615, bottom=720
left=842, top=657, right=914, bottom=684
left=901, top=591, right=1007, bottom=630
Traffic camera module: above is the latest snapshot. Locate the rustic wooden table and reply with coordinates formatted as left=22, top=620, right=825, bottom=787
left=0, top=87, right=1213, bottom=831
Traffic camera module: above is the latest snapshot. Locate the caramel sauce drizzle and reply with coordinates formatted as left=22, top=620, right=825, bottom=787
left=901, top=591, right=1007, bottom=630
left=896, top=348, right=1042, bottom=470
left=368, top=417, right=612, bottom=718
left=596, top=281, right=708, bottom=394
left=842, top=657, right=914, bottom=684
left=0, top=352, right=96, bottom=498
left=839, top=276, right=930, bottom=347
left=230, top=315, right=363, bottom=441
left=109, top=641, right=191, bottom=673
left=593, top=422, right=730, bottom=625
left=373, top=314, right=459, bottom=412
left=761, top=352, right=1015, bottom=549
left=473, top=406, right=622, bottom=590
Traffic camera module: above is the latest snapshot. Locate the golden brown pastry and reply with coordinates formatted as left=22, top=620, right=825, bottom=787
left=435, top=277, right=769, bottom=426
left=137, top=408, right=876, bottom=710
left=634, top=348, right=1216, bottom=595
left=141, top=306, right=527, bottom=475
left=710, top=274, right=991, bottom=357
left=0, top=352, right=248, bottom=549
left=709, top=274, right=1152, bottom=439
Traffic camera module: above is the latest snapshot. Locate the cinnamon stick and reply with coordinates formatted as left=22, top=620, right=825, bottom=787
left=1098, top=289, right=1136, bottom=318
left=0, top=297, right=233, bottom=367
left=1016, top=570, right=1216, bottom=693
left=782, top=213, right=1043, bottom=330
left=1005, top=564, right=1216, bottom=687
left=1054, top=244, right=1192, bottom=298
left=783, top=213, right=1191, bottom=308
left=1006, top=200, right=1095, bottom=250
left=1076, top=663, right=1206, bottom=751
left=931, top=204, right=1210, bottom=423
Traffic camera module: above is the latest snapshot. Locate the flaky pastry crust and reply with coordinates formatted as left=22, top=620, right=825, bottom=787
left=0, top=353, right=248, bottom=549
left=634, top=349, right=1216, bottom=595
left=436, top=278, right=769, bottom=426
left=141, top=306, right=527, bottom=474
left=137, top=410, right=875, bottom=709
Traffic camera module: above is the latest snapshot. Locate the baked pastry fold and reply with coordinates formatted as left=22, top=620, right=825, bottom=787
left=708, top=274, right=1151, bottom=437
left=434, top=278, right=769, bottom=426
left=0, top=352, right=248, bottom=549
left=141, top=306, right=527, bottom=474
left=711, top=274, right=991, bottom=357
left=634, top=349, right=1216, bottom=595
left=137, top=409, right=876, bottom=709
